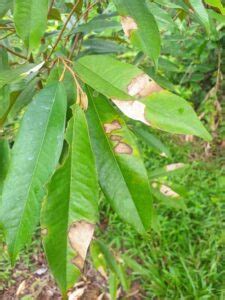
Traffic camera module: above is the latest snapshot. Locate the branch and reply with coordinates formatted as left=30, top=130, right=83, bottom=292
left=0, top=44, right=27, bottom=60
left=46, top=0, right=81, bottom=61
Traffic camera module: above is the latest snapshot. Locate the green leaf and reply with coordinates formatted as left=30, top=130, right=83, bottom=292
left=0, top=83, right=67, bottom=263
left=0, top=139, right=10, bottom=195
left=189, top=0, right=210, bottom=33
left=81, top=38, right=127, bottom=55
left=131, top=124, right=171, bottom=158
left=142, top=91, right=212, bottom=141
left=0, top=0, right=13, bottom=18
left=113, top=0, right=161, bottom=65
left=0, top=49, right=10, bottom=119
left=0, top=64, right=38, bottom=89
left=74, top=55, right=147, bottom=100
left=205, top=0, right=225, bottom=15
left=86, top=88, right=152, bottom=234
left=14, top=0, right=48, bottom=50
left=42, top=105, right=98, bottom=295
left=91, top=240, right=129, bottom=291
left=74, top=16, right=121, bottom=34
left=8, top=78, right=39, bottom=122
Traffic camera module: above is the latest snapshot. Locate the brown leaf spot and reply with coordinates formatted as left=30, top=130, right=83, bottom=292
left=128, top=74, right=163, bottom=98
left=160, top=185, right=180, bottom=198
left=166, top=163, right=185, bottom=172
left=121, top=16, right=138, bottom=37
left=114, top=142, right=133, bottom=155
left=110, top=135, right=122, bottom=142
left=104, top=120, right=121, bottom=134
left=68, top=221, right=95, bottom=270
left=112, top=99, right=150, bottom=125
left=41, top=228, right=48, bottom=236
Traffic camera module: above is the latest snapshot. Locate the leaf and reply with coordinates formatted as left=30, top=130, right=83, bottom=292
left=74, top=16, right=121, bottom=34
left=149, top=163, right=188, bottom=179
left=114, top=91, right=212, bottom=141
left=151, top=183, right=186, bottom=210
left=189, top=0, right=210, bottom=33
left=0, top=0, right=13, bottom=18
left=74, top=55, right=162, bottom=100
left=0, top=139, right=10, bottom=195
left=0, top=49, right=10, bottom=119
left=0, top=64, right=38, bottom=89
left=14, top=0, right=48, bottom=50
left=74, top=55, right=211, bottom=141
left=48, top=8, right=61, bottom=21
left=205, top=0, right=225, bottom=15
left=8, top=78, right=39, bottom=122
left=91, top=240, right=129, bottom=291
left=41, top=105, right=98, bottom=295
left=142, top=91, right=212, bottom=141
left=81, top=38, right=127, bottom=55
left=131, top=124, right=171, bottom=158
left=113, top=0, right=161, bottom=65
left=0, top=83, right=67, bottom=263
left=86, top=87, right=152, bottom=234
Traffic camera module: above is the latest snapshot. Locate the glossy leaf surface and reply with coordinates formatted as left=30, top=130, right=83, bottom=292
left=113, top=0, right=161, bottom=65
left=42, top=105, right=98, bottom=295
left=86, top=88, right=152, bottom=234
left=1, top=83, right=67, bottom=263
left=14, top=0, right=48, bottom=50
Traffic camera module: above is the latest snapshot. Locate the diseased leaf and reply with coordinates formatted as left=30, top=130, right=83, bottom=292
left=189, top=0, right=210, bottom=33
left=113, top=0, right=161, bottom=65
left=149, top=163, right=188, bottom=179
left=86, top=87, right=152, bottom=234
left=0, top=83, right=67, bottom=263
left=114, top=91, right=212, bottom=141
left=14, top=0, right=48, bottom=50
left=42, top=105, right=98, bottom=295
left=74, top=55, right=161, bottom=100
left=142, top=91, right=212, bottom=141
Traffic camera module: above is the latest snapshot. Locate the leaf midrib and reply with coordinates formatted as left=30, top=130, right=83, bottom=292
left=11, top=85, right=59, bottom=257
left=75, top=62, right=131, bottom=100
left=87, top=87, right=144, bottom=231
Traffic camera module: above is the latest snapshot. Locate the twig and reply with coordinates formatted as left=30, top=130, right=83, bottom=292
left=68, top=33, right=81, bottom=60
left=0, top=31, right=15, bottom=41
left=0, top=44, right=27, bottom=60
left=64, top=1, right=99, bottom=47
left=46, top=0, right=81, bottom=61
left=48, top=0, right=55, bottom=16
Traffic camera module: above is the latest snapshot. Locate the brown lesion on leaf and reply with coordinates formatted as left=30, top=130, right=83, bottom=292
left=104, top=120, right=121, bottom=133
left=121, top=16, right=138, bottom=37
left=114, top=142, right=133, bottom=155
left=127, top=73, right=163, bottom=98
left=110, top=135, right=122, bottom=142
left=104, top=121, right=133, bottom=155
left=41, top=228, right=48, bottom=236
left=68, top=221, right=95, bottom=270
